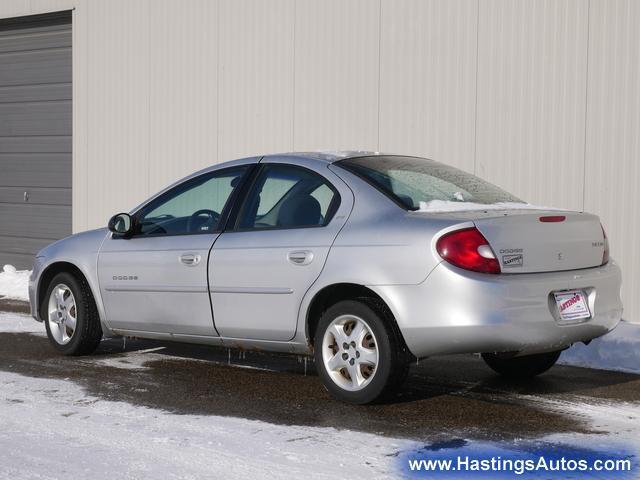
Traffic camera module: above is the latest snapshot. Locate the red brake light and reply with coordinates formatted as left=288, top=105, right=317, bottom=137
left=539, top=215, right=566, bottom=222
left=601, top=224, right=609, bottom=265
left=436, top=227, right=501, bottom=274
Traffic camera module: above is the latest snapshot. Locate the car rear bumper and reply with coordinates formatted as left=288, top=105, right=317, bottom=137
left=372, top=260, right=623, bottom=359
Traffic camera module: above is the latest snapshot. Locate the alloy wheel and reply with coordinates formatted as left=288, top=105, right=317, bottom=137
left=321, top=314, right=379, bottom=391
left=47, top=283, right=77, bottom=345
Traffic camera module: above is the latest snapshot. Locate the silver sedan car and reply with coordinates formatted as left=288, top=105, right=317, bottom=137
left=29, top=152, right=623, bottom=404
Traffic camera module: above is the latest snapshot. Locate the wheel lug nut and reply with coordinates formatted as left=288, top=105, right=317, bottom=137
left=349, top=358, right=355, bottom=366
left=350, top=341, right=356, bottom=347
left=342, top=353, right=348, bottom=361
left=356, top=351, right=360, bottom=358
left=343, top=342, right=349, bottom=350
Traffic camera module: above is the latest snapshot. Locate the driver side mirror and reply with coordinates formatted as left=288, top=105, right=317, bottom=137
left=108, top=213, right=134, bottom=237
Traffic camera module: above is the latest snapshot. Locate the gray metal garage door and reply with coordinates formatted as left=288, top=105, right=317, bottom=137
left=0, top=12, right=71, bottom=269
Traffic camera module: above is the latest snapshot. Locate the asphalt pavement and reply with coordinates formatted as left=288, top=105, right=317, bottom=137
left=1, top=310, right=638, bottom=443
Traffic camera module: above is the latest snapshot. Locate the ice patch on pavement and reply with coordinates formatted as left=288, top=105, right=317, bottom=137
left=83, top=347, right=280, bottom=372
left=559, top=320, right=640, bottom=374
left=0, top=371, right=412, bottom=479
left=541, top=397, right=640, bottom=441
left=416, top=200, right=563, bottom=213
left=82, top=348, right=168, bottom=370
left=0, top=265, right=30, bottom=301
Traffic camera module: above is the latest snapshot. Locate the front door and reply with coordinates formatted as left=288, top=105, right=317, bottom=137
left=210, top=161, right=353, bottom=341
left=98, top=165, right=251, bottom=336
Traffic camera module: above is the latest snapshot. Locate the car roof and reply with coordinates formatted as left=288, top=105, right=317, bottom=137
left=130, top=151, right=382, bottom=214
left=262, top=151, right=381, bottom=164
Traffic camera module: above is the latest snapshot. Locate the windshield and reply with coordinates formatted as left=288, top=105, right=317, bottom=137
left=337, top=156, right=522, bottom=210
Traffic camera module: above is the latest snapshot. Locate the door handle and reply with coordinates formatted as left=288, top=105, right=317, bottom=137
left=287, top=250, right=314, bottom=266
left=179, top=253, right=201, bottom=266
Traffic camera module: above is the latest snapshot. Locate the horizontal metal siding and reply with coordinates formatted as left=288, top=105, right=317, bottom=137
left=0, top=26, right=71, bottom=52
left=0, top=186, right=70, bottom=204
left=0, top=203, right=70, bottom=238
left=0, top=49, right=70, bottom=86
left=0, top=135, right=70, bottom=152
left=0, top=83, right=70, bottom=102
left=0, top=13, right=71, bottom=269
left=0, top=101, right=71, bottom=135
left=0, top=154, right=71, bottom=187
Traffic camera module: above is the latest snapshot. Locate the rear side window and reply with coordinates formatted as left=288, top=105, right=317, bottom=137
left=337, top=156, right=521, bottom=210
left=255, top=176, right=297, bottom=216
left=237, top=164, right=340, bottom=230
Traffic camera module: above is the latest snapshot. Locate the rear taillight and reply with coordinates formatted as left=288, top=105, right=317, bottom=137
left=601, top=224, right=610, bottom=265
left=436, top=227, right=501, bottom=274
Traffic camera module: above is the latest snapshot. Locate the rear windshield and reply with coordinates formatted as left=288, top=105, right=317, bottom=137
left=337, top=156, right=521, bottom=210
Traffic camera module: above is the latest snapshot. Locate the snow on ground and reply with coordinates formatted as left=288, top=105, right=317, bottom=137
left=560, top=320, right=640, bottom=374
left=0, top=312, right=43, bottom=335
left=0, top=371, right=412, bottom=480
left=0, top=375, right=636, bottom=480
left=0, top=265, right=29, bottom=302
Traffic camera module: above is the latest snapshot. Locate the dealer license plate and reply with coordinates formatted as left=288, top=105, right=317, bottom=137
left=554, top=290, right=591, bottom=322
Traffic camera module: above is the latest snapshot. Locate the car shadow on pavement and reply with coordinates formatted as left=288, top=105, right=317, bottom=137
left=1, top=332, right=639, bottom=443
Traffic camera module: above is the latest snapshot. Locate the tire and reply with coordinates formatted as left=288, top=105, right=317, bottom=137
left=481, top=350, right=562, bottom=378
left=314, top=298, right=409, bottom=404
left=41, top=272, right=103, bottom=356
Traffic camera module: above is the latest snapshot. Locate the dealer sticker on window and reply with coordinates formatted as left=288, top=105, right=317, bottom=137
left=554, top=290, right=591, bottom=322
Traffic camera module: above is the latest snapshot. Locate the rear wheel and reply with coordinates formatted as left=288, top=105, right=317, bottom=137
left=481, top=350, right=562, bottom=378
left=314, top=299, right=409, bottom=404
left=42, top=272, right=102, bottom=355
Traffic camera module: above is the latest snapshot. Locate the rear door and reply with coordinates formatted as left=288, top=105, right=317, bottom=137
left=97, top=165, right=252, bottom=336
left=209, top=160, right=353, bottom=341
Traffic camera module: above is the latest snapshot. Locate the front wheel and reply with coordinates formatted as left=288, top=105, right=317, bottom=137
left=314, top=299, right=409, bottom=404
left=42, top=272, right=103, bottom=355
left=481, top=350, right=562, bottom=378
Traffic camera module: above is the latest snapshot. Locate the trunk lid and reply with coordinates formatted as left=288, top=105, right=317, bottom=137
left=471, top=211, right=605, bottom=273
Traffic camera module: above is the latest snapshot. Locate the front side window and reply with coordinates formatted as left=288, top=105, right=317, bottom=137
left=338, top=156, right=521, bottom=210
left=136, top=166, right=248, bottom=236
left=237, top=164, right=339, bottom=230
